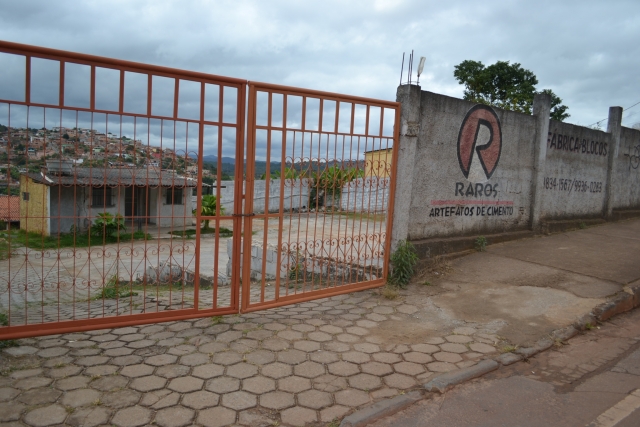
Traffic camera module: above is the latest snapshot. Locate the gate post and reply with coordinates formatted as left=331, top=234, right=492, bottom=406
left=391, top=84, right=422, bottom=251
left=605, top=106, right=623, bottom=219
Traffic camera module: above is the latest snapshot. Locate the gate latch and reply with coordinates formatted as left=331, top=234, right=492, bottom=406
left=232, top=213, right=256, bottom=217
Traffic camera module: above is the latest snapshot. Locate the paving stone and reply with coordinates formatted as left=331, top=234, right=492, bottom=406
left=308, top=331, right=333, bottom=342
left=337, top=333, right=360, bottom=343
left=293, top=340, right=321, bottom=352
left=291, top=324, right=316, bottom=333
left=47, top=365, right=83, bottom=379
left=324, top=342, right=351, bottom=352
left=101, top=389, right=141, bottom=408
left=397, top=304, right=419, bottom=314
left=394, top=361, right=425, bottom=375
left=278, top=375, right=312, bottom=393
left=445, top=334, right=474, bottom=344
left=192, top=363, right=225, bottom=379
left=294, top=361, right=326, bottom=378
left=320, top=404, right=351, bottom=422
left=10, top=368, right=43, bottom=379
left=197, top=406, right=237, bottom=427
left=263, top=323, right=287, bottom=331
left=319, top=325, right=344, bottom=334
left=372, top=352, right=403, bottom=363
left=453, top=327, right=477, bottom=335
left=349, top=373, right=383, bottom=391
left=213, top=351, right=243, bottom=366
left=198, top=342, right=229, bottom=354
left=225, top=363, right=257, bottom=379
left=3, top=345, right=37, bottom=357
left=242, top=376, right=275, bottom=394
left=18, top=388, right=60, bottom=406
left=66, top=406, right=111, bottom=427
left=121, top=364, right=155, bottom=378
left=297, top=389, right=333, bottom=409
left=440, top=343, right=468, bottom=354
left=168, top=323, right=192, bottom=332
left=312, top=375, right=347, bottom=393
left=39, top=338, right=67, bottom=348
left=182, top=390, right=220, bottom=410
left=111, top=355, right=143, bottom=366
left=353, top=343, right=380, bottom=354
left=139, top=325, right=165, bottom=334
left=0, top=401, right=24, bottom=422
left=410, top=343, right=440, bottom=354
left=90, top=333, right=118, bottom=342
left=372, top=306, right=394, bottom=314
left=275, top=330, right=302, bottom=341
left=168, top=345, right=197, bottom=356
left=112, top=405, right=151, bottom=427
left=361, top=361, right=394, bottom=376
left=403, top=351, right=434, bottom=364
left=434, top=351, right=463, bottom=363
left=23, top=404, right=66, bottom=426
left=469, top=342, right=497, bottom=354
left=112, top=327, right=139, bottom=335
left=281, top=406, right=317, bottom=425
left=157, top=338, right=184, bottom=347
left=104, top=347, right=135, bottom=357
left=14, top=377, right=50, bottom=393
left=356, top=319, right=378, bottom=328
left=36, top=347, right=69, bottom=358
left=0, top=387, right=20, bottom=402
left=99, top=340, right=125, bottom=349
left=61, top=388, right=102, bottom=407
left=155, top=405, right=195, bottom=427
left=305, top=318, right=327, bottom=326
left=127, top=339, right=155, bottom=349
left=261, top=338, right=290, bottom=351
left=328, top=360, right=360, bottom=377
left=261, top=362, right=292, bottom=379
left=206, top=376, right=240, bottom=393
left=76, top=355, right=109, bottom=366
left=277, top=349, right=307, bottom=365
left=310, top=350, right=340, bottom=364
left=85, top=365, right=118, bottom=376
left=149, top=392, right=180, bottom=409
left=221, top=390, right=257, bottom=411
left=216, top=331, right=243, bottom=343
left=334, top=389, right=371, bottom=407
left=371, top=387, right=399, bottom=399
left=384, top=373, right=417, bottom=389
left=180, top=352, right=210, bottom=367
left=168, top=376, right=204, bottom=393
left=91, top=375, right=129, bottom=391
left=130, top=375, right=167, bottom=392
left=176, top=327, right=203, bottom=338
left=156, top=364, right=190, bottom=379
left=427, top=361, right=458, bottom=373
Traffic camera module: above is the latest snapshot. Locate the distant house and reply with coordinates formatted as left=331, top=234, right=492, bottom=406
left=20, top=167, right=197, bottom=236
left=0, top=195, right=20, bottom=228
left=364, top=148, right=393, bottom=178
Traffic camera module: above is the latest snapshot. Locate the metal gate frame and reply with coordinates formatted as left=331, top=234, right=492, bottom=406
left=0, top=41, right=399, bottom=340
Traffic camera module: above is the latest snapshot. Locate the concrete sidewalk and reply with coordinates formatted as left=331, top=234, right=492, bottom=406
left=1, top=218, right=639, bottom=427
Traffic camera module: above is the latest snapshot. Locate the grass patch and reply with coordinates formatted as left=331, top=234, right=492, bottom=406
left=380, top=285, right=399, bottom=300
left=0, top=230, right=152, bottom=259
left=98, top=276, right=138, bottom=300
left=328, top=212, right=387, bottom=222
left=0, top=312, right=18, bottom=349
left=500, top=344, right=518, bottom=353
left=168, top=227, right=233, bottom=237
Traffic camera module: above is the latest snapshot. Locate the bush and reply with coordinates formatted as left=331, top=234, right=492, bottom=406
left=388, top=240, right=418, bottom=289
left=91, top=213, right=126, bottom=239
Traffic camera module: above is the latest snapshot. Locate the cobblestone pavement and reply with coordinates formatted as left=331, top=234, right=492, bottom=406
left=0, top=287, right=500, bottom=427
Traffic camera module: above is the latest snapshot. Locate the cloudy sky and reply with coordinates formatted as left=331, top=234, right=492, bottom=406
left=0, top=0, right=639, bottom=132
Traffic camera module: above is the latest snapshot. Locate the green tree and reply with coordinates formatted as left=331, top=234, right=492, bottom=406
left=196, top=195, right=225, bottom=231
left=453, top=60, right=570, bottom=121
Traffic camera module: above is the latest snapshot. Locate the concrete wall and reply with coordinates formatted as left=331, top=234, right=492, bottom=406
left=392, top=85, right=640, bottom=246
left=613, top=126, right=640, bottom=210
left=340, top=177, right=390, bottom=213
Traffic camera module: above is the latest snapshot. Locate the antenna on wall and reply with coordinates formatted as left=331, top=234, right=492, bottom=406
left=400, top=51, right=424, bottom=85
left=416, top=56, right=426, bottom=85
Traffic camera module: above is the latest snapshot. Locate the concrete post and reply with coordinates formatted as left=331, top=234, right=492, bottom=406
left=530, top=92, right=552, bottom=232
left=390, top=84, right=421, bottom=251
left=605, top=106, right=623, bottom=219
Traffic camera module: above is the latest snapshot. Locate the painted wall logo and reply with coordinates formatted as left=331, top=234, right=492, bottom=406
left=457, top=105, right=502, bottom=183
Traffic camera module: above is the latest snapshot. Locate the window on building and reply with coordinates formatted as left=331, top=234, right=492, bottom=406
left=165, top=187, right=183, bottom=205
left=91, top=186, right=113, bottom=207
left=22, top=192, right=29, bottom=201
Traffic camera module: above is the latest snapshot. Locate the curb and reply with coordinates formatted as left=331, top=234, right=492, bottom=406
left=337, top=282, right=640, bottom=426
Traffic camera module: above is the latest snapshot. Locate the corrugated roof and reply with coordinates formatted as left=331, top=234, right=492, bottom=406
left=24, top=168, right=198, bottom=188
left=0, top=195, right=19, bottom=222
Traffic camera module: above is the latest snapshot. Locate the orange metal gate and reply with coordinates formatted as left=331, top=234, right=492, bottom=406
left=0, top=41, right=398, bottom=339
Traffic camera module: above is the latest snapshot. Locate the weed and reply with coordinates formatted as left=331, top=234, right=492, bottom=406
left=579, top=222, right=587, bottom=229
left=584, top=322, right=595, bottom=330
left=211, top=316, right=223, bottom=325
left=93, top=399, right=102, bottom=406
left=422, top=280, right=432, bottom=286
left=327, top=419, right=340, bottom=427
left=99, top=276, right=138, bottom=300
left=500, top=345, right=518, bottom=353
left=380, top=285, right=399, bottom=300
left=388, top=240, right=418, bottom=289
left=475, top=236, right=488, bottom=252
left=0, top=312, right=18, bottom=349
left=65, top=406, right=75, bottom=414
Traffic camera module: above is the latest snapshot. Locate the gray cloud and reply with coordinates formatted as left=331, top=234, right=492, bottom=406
left=1, top=0, right=639, bottom=129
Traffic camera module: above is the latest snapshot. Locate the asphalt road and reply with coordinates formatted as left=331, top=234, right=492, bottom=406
left=371, top=308, right=640, bottom=427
